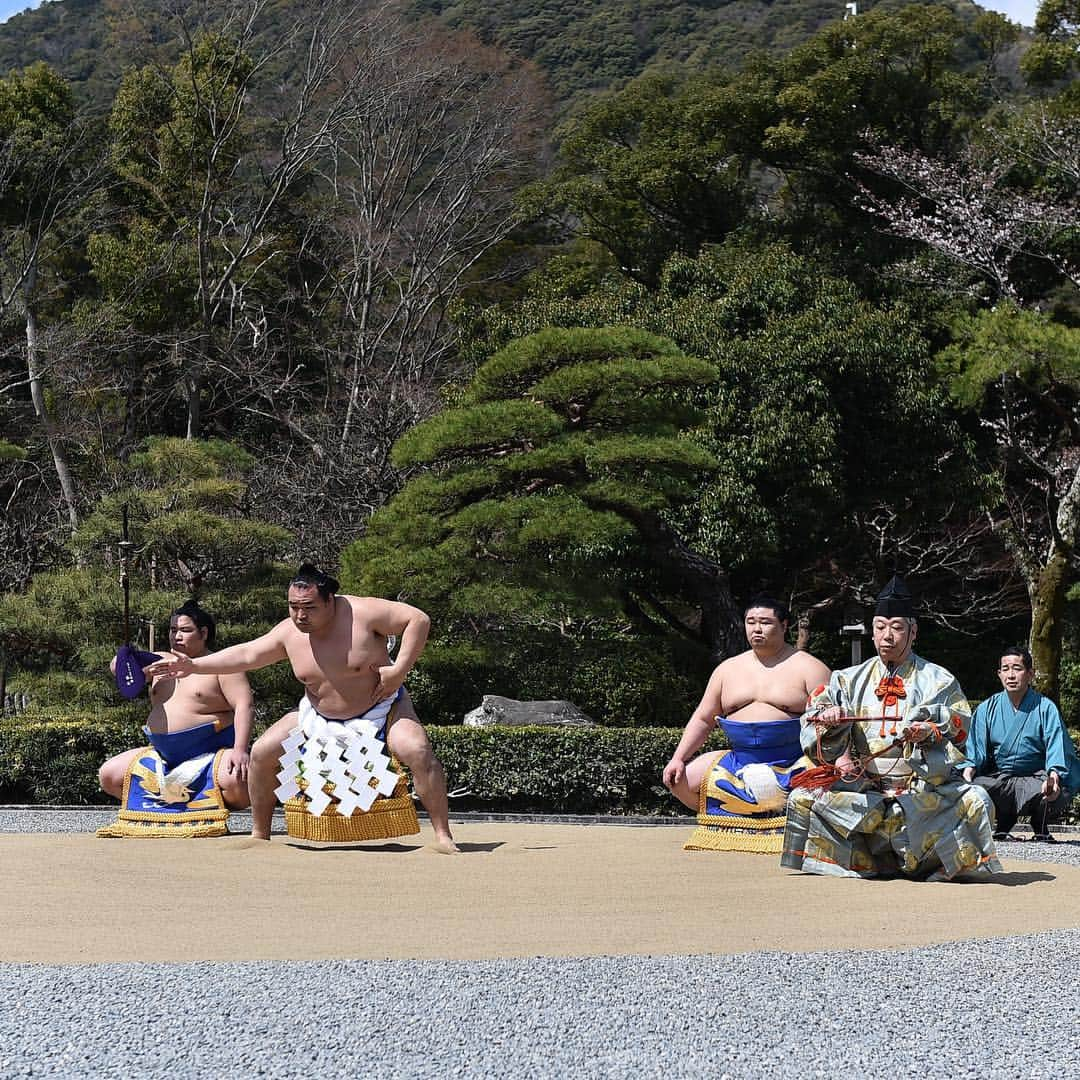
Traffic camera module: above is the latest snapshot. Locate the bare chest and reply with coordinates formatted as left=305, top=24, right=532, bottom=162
left=288, top=625, right=390, bottom=687
left=722, top=659, right=809, bottom=716
left=149, top=673, right=230, bottom=723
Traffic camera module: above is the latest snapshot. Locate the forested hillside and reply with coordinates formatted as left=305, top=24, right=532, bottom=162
left=0, top=0, right=1077, bottom=737
left=416, top=0, right=1007, bottom=102
left=0, top=0, right=1019, bottom=107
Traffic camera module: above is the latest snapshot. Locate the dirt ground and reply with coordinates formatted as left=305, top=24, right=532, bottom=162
left=2, top=823, right=1076, bottom=963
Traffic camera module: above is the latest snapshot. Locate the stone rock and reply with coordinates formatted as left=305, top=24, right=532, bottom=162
left=462, top=695, right=596, bottom=727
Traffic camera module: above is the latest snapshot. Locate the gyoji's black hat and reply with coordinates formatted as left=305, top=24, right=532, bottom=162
left=875, top=575, right=916, bottom=618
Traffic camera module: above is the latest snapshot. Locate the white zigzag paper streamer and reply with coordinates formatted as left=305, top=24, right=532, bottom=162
left=275, top=697, right=400, bottom=816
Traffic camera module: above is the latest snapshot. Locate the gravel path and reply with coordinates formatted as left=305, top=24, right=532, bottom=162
left=1, top=932, right=1077, bottom=1079
left=2, top=810, right=1076, bottom=1078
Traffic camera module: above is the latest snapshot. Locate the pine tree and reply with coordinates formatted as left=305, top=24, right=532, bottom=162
left=340, top=326, right=742, bottom=720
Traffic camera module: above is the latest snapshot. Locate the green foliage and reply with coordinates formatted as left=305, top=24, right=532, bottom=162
left=465, top=324, right=692, bottom=402
left=938, top=303, right=1080, bottom=409
left=768, top=5, right=980, bottom=161
left=659, top=246, right=978, bottom=578
left=0, top=62, right=76, bottom=215
left=1023, top=0, right=1080, bottom=92
left=0, top=440, right=27, bottom=461
left=428, top=725, right=720, bottom=813
left=461, top=241, right=981, bottom=593
left=414, top=0, right=994, bottom=108
left=0, top=711, right=140, bottom=804
left=0, top=0, right=1000, bottom=117
left=5, top=708, right=1079, bottom=819
left=0, top=709, right=721, bottom=812
left=84, top=217, right=197, bottom=330
left=72, top=437, right=292, bottom=592
left=542, top=67, right=760, bottom=284
left=343, top=326, right=717, bottom=629
left=935, top=303, right=1080, bottom=697
left=972, top=11, right=1020, bottom=66
left=0, top=59, right=73, bottom=130
left=394, top=401, right=566, bottom=469
left=109, top=33, right=253, bottom=216
left=1, top=436, right=293, bottom=717
left=0, top=0, right=1061, bottom=754
left=1060, top=588, right=1080, bottom=736
left=406, top=630, right=704, bottom=726
left=342, top=324, right=725, bottom=712
left=535, top=5, right=995, bottom=285
left=6, top=670, right=134, bottom=711
left=0, top=566, right=172, bottom=668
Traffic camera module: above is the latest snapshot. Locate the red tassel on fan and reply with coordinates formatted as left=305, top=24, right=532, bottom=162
left=790, top=764, right=846, bottom=791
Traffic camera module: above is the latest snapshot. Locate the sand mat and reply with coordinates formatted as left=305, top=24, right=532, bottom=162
left=2, top=824, right=1078, bottom=964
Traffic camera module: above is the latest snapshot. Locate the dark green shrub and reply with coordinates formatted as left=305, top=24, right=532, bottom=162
left=408, top=631, right=705, bottom=727
left=0, top=709, right=724, bottom=813
left=7, top=671, right=122, bottom=711
left=427, top=724, right=724, bottom=814
left=0, top=711, right=141, bottom=804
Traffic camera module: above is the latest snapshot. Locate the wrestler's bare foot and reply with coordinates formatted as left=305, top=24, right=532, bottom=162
left=233, top=835, right=272, bottom=849
left=429, top=832, right=460, bottom=854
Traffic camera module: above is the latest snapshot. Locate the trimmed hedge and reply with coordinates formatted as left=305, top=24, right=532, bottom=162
left=428, top=726, right=723, bottom=815
left=0, top=710, right=718, bottom=813
left=0, top=712, right=141, bottom=804
left=4, top=711, right=1076, bottom=822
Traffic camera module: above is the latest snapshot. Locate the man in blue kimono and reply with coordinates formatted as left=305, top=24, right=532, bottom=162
left=961, top=646, right=1080, bottom=841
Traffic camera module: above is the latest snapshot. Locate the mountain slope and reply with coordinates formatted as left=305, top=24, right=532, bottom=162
left=0, top=0, right=1008, bottom=110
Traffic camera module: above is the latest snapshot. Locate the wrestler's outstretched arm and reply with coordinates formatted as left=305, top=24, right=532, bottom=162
left=146, top=625, right=289, bottom=679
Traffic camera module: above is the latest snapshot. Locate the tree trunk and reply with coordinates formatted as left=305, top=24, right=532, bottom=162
left=1029, top=461, right=1080, bottom=699
left=1029, top=547, right=1068, bottom=700
left=700, top=590, right=744, bottom=660
left=24, top=276, right=79, bottom=531
left=184, top=370, right=202, bottom=439
left=655, top=538, right=742, bottom=659
left=121, top=354, right=142, bottom=461
left=612, top=502, right=743, bottom=658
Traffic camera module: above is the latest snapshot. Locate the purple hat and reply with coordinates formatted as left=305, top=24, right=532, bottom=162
left=114, top=645, right=162, bottom=700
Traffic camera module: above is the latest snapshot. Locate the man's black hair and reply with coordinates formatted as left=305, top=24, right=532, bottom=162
left=1000, top=645, right=1034, bottom=670
left=289, top=563, right=339, bottom=602
left=170, top=599, right=216, bottom=647
left=744, top=594, right=790, bottom=624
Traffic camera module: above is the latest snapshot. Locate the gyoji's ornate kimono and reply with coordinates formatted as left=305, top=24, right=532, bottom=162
left=781, top=654, right=1001, bottom=880
left=684, top=718, right=809, bottom=853
left=97, top=720, right=235, bottom=838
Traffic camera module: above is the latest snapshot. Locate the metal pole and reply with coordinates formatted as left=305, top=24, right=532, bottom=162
left=119, top=503, right=133, bottom=645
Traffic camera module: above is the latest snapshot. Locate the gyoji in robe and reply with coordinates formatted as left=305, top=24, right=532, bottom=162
left=781, top=576, right=1001, bottom=880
